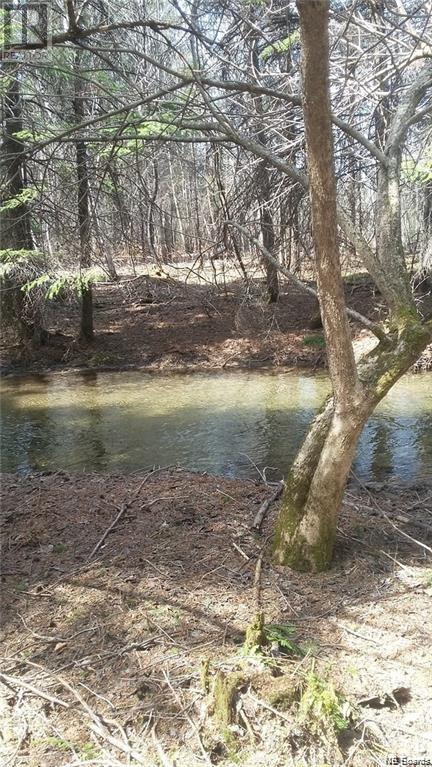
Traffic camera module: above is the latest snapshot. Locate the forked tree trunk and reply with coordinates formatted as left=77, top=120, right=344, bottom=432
left=274, top=319, right=430, bottom=571
left=273, top=0, right=432, bottom=572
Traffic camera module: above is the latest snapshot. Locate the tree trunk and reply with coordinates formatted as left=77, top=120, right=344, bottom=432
left=73, top=53, right=94, bottom=343
left=212, top=145, right=248, bottom=281
left=0, top=63, right=33, bottom=251
left=148, top=160, right=158, bottom=258
left=274, top=316, right=430, bottom=571
left=421, top=179, right=432, bottom=276
left=0, top=59, right=46, bottom=344
left=260, top=200, right=279, bottom=303
left=272, top=0, right=432, bottom=572
left=251, top=38, right=279, bottom=303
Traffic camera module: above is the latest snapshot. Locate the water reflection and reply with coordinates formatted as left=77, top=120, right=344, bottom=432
left=0, top=370, right=431, bottom=482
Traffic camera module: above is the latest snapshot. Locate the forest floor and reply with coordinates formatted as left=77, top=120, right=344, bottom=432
left=1, top=469, right=432, bottom=767
left=3, top=269, right=431, bottom=375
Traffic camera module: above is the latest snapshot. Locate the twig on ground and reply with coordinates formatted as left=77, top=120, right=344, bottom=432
left=351, top=471, right=432, bottom=555
left=4, top=723, right=30, bottom=767
left=87, top=503, right=129, bottom=561
left=118, top=634, right=166, bottom=657
left=239, top=453, right=266, bottom=482
left=238, top=702, right=256, bottom=743
left=18, top=613, right=97, bottom=645
left=247, top=690, right=292, bottom=724
left=0, top=672, right=70, bottom=709
left=254, top=554, right=263, bottom=610
left=44, top=668, right=148, bottom=764
left=405, top=492, right=432, bottom=511
left=252, top=481, right=284, bottom=531
left=151, top=726, right=175, bottom=767
left=87, top=469, right=167, bottom=560
left=342, top=625, right=380, bottom=645
left=232, top=541, right=250, bottom=561
left=162, top=669, right=211, bottom=764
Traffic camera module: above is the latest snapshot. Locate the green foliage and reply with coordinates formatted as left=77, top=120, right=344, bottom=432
left=0, top=10, right=21, bottom=47
left=0, top=248, right=43, bottom=265
left=80, top=742, right=100, bottom=761
left=0, top=250, right=46, bottom=291
left=53, top=542, right=67, bottom=554
left=35, top=736, right=71, bottom=752
left=0, top=188, right=38, bottom=212
left=402, top=149, right=432, bottom=183
left=423, top=569, right=432, bottom=588
left=99, top=115, right=192, bottom=158
left=299, top=668, right=350, bottom=735
left=12, top=128, right=48, bottom=143
left=264, top=623, right=305, bottom=656
left=33, top=737, right=99, bottom=760
left=240, top=619, right=303, bottom=666
left=22, top=274, right=51, bottom=294
left=22, top=269, right=104, bottom=299
left=303, top=334, right=326, bottom=349
left=261, top=31, right=300, bottom=61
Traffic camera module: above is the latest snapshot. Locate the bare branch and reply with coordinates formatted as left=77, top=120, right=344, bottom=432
left=226, top=220, right=389, bottom=344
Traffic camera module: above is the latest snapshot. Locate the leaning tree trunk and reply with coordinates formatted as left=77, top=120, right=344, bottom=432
left=273, top=0, right=362, bottom=571
left=273, top=0, right=432, bottom=572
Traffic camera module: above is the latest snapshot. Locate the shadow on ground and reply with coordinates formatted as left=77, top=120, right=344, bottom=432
left=1, top=470, right=431, bottom=766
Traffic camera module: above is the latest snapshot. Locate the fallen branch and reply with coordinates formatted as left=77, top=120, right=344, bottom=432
left=252, top=482, right=284, bottom=531
left=87, top=503, right=129, bottom=561
left=152, top=727, right=175, bottom=767
left=87, top=469, right=164, bottom=560
left=232, top=541, right=250, bottom=561
left=0, top=672, right=69, bottom=709
left=42, top=666, right=148, bottom=765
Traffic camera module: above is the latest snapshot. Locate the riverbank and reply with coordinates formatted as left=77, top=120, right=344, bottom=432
left=3, top=272, right=431, bottom=376
left=1, top=469, right=431, bottom=766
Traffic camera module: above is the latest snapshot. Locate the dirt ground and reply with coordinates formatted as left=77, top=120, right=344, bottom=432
left=0, top=272, right=391, bottom=375
left=1, top=469, right=431, bottom=766
left=1, top=267, right=432, bottom=375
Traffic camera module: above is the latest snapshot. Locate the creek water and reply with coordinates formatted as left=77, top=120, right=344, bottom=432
left=0, top=370, right=431, bottom=482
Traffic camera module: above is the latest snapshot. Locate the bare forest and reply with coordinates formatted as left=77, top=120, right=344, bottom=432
left=1, top=2, right=432, bottom=765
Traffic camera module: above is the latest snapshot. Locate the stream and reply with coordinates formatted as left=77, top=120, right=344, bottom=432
left=1, top=369, right=431, bottom=482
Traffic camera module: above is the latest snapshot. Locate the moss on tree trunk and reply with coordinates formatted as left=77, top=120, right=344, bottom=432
left=274, top=319, right=431, bottom=572
left=213, top=671, right=246, bottom=727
